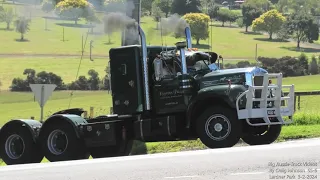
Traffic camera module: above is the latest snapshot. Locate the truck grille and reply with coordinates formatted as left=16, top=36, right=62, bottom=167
left=253, top=76, right=263, bottom=98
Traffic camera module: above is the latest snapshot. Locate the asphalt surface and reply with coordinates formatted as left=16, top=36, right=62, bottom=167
left=0, top=138, right=319, bottom=180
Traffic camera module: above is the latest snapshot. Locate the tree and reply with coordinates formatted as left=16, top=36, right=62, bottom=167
left=36, top=71, right=64, bottom=89
left=251, top=9, right=286, bottom=39
left=151, top=2, right=164, bottom=29
left=275, top=0, right=289, bottom=13
left=104, top=0, right=126, bottom=13
left=228, top=10, right=239, bottom=26
left=207, top=4, right=219, bottom=19
left=141, top=0, right=154, bottom=15
left=87, top=0, right=105, bottom=10
left=241, top=3, right=263, bottom=32
left=182, top=13, right=210, bottom=45
left=284, top=12, right=319, bottom=48
left=41, top=0, right=56, bottom=13
left=216, top=8, right=232, bottom=27
left=171, top=0, right=201, bottom=16
left=306, top=21, right=319, bottom=43
left=14, top=17, right=30, bottom=41
left=298, top=53, right=309, bottom=74
left=309, top=55, right=319, bottom=75
left=88, top=69, right=100, bottom=90
left=153, top=0, right=172, bottom=18
left=55, top=0, right=96, bottom=24
left=244, top=0, right=275, bottom=11
left=200, top=0, right=214, bottom=14
left=0, top=7, right=15, bottom=30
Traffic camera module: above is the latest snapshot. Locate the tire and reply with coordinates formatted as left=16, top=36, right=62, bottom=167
left=241, top=124, right=282, bottom=145
left=0, top=125, right=43, bottom=165
left=90, top=140, right=133, bottom=158
left=196, top=106, right=242, bottom=149
left=39, top=120, right=90, bottom=162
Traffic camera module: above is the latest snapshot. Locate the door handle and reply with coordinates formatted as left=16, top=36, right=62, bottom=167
left=121, top=64, right=127, bottom=75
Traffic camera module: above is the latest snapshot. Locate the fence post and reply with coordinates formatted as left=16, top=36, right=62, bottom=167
left=294, top=95, right=297, bottom=112
left=298, top=95, right=301, bottom=110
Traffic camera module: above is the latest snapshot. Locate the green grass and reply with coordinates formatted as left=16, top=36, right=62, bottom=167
left=0, top=57, right=107, bottom=90
left=0, top=9, right=318, bottom=59
left=283, top=74, right=320, bottom=91
left=0, top=90, right=112, bottom=126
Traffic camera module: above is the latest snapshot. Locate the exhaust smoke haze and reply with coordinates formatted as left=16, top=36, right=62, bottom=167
left=159, top=14, right=189, bottom=37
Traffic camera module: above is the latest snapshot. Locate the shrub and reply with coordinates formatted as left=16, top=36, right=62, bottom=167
left=258, top=56, right=306, bottom=77
left=309, top=55, right=319, bottom=75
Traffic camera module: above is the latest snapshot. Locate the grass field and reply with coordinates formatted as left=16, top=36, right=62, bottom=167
left=0, top=57, right=108, bottom=90
left=0, top=5, right=319, bottom=59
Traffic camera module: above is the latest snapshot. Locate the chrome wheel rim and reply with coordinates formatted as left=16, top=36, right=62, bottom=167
left=5, top=134, right=25, bottom=159
left=205, top=114, right=231, bottom=141
left=47, top=130, right=68, bottom=155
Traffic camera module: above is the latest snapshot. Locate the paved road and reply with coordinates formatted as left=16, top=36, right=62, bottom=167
left=0, top=138, right=319, bottom=180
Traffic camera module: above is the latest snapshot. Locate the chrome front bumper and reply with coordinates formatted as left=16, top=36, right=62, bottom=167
left=236, top=73, right=295, bottom=126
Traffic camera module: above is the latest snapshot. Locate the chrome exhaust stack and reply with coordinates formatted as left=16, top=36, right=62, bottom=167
left=185, top=27, right=192, bottom=49
left=138, top=25, right=150, bottom=111
left=176, top=41, right=188, bottom=74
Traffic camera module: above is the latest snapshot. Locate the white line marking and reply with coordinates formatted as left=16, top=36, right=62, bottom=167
left=230, top=172, right=266, bottom=175
left=0, top=138, right=319, bottom=172
left=164, top=175, right=200, bottom=179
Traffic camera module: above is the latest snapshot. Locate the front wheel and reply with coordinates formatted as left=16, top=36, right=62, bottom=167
left=196, top=106, right=242, bottom=149
left=241, top=123, right=282, bottom=145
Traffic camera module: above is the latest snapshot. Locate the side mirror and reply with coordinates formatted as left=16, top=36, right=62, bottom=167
left=204, top=52, right=218, bottom=64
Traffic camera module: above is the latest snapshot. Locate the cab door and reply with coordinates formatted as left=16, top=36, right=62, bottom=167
left=109, top=46, right=144, bottom=115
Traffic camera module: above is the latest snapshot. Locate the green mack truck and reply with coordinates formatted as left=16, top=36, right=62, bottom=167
left=0, top=25, right=295, bottom=165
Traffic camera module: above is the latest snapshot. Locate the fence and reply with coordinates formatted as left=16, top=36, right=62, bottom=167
left=284, top=90, right=320, bottom=111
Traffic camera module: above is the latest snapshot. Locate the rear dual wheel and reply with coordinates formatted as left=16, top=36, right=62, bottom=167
left=0, top=125, right=43, bottom=165
left=39, top=120, right=90, bottom=162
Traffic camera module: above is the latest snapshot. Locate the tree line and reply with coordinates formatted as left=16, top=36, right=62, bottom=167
left=224, top=54, right=320, bottom=77
left=37, top=0, right=319, bottom=47
left=144, top=0, right=319, bottom=47
left=9, top=66, right=111, bottom=92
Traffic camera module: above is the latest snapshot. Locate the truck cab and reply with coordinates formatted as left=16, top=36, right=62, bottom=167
left=108, top=26, right=295, bottom=148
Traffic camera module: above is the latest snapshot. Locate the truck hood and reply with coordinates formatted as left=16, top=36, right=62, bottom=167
left=204, top=67, right=268, bottom=77
left=199, top=66, right=268, bottom=88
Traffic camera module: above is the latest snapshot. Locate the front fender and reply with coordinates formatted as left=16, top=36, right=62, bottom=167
left=191, top=84, right=247, bottom=107
left=186, top=85, right=247, bottom=127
